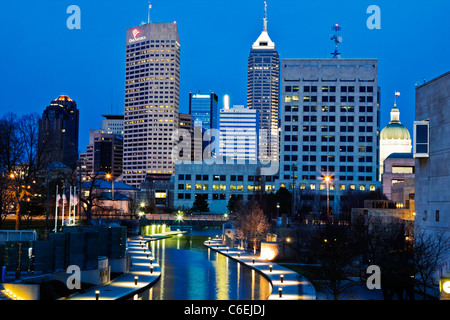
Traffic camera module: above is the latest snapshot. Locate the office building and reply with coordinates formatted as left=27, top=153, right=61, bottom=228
left=414, top=71, right=450, bottom=278
left=189, top=92, right=219, bottom=131
left=219, top=105, right=259, bottom=161
left=79, top=131, right=123, bottom=180
left=174, top=157, right=276, bottom=214
left=247, top=2, right=280, bottom=162
left=123, top=22, right=180, bottom=187
left=38, top=95, right=79, bottom=168
left=279, top=59, right=380, bottom=214
left=102, top=114, right=124, bottom=137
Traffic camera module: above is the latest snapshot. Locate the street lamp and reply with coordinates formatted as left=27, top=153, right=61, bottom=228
left=324, top=175, right=331, bottom=216
left=276, top=202, right=280, bottom=217
left=106, top=173, right=114, bottom=201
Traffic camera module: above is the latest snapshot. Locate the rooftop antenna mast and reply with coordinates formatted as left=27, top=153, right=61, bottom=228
left=330, top=24, right=342, bottom=59
left=148, top=2, right=152, bottom=24
left=263, top=1, right=268, bottom=31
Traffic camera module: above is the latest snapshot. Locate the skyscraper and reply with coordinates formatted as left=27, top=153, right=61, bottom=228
left=123, top=22, right=180, bottom=188
left=247, top=2, right=280, bottom=163
left=38, top=95, right=79, bottom=168
left=189, top=92, right=219, bottom=132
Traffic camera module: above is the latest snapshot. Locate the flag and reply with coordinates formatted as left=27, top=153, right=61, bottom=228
left=72, top=194, right=79, bottom=206
left=395, top=91, right=400, bottom=98
left=62, top=194, right=67, bottom=205
left=149, top=3, right=152, bottom=9
left=56, top=194, right=61, bottom=205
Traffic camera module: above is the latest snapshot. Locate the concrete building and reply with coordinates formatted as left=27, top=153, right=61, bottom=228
left=279, top=59, right=380, bottom=214
left=123, top=22, right=180, bottom=187
left=379, top=99, right=412, bottom=180
left=414, top=71, right=450, bottom=278
left=219, top=105, right=259, bottom=161
left=381, top=153, right=415, bottom=200
left=173, top=157, right=276, bottom=214
left=101, top=114, right=124, bottom=137
left=38, top=95, right=79, bottom=168
left=247, top=2, right=280, bottom=162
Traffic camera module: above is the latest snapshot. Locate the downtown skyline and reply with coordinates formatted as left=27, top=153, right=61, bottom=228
left=0, top=0, right=449, bottom=152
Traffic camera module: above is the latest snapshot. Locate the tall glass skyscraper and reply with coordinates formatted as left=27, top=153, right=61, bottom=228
left=123, top=22, right=180, bottom=187
left=189, top=92, right=219, bottom=131
left=247, top=2, right=280, bottom=164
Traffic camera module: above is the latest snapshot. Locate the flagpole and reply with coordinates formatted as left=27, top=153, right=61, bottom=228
left=62, top=187, right=65, bottom=228
left=69, top=186, right=73, bottom=226
left=148, top=2, right=151, bottom=24
left=55, top=185, right=58, bottom=233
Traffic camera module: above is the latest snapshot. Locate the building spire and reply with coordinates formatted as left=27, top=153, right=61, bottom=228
left=263, top=1, right=268, bottom=32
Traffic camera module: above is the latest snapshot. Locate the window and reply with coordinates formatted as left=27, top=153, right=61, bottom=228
left=436, top=210, right=440, bottom=222
left=414, top=121, right=429, bottom=157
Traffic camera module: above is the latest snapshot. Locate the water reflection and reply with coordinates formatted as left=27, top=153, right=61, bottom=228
left=145, top=230, right=271, bottom=300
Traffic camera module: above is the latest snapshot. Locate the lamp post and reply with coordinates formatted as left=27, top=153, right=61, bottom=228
left=106, top=173, right=114, bottom=201
left=276, top=202, right=280, bottom=218
left=324, top=175, right=331, bottom=216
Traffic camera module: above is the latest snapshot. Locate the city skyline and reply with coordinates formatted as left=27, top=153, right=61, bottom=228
left=0, top=0, right=449, bottom=152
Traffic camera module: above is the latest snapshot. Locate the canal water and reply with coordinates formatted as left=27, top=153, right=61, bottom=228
left=145, top=227, right=271, bottom=300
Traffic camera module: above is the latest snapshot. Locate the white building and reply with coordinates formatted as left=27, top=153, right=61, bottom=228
left=219, top=105, right=259, bottom=161
left=379, top=101, right=412, bottom=180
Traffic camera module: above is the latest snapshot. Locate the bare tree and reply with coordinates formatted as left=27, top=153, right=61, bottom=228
left=312, top=222, right=358, bottom=300
left=232, top=200, right=270, bottom=253
left=413, top=227, right=450, bottom=299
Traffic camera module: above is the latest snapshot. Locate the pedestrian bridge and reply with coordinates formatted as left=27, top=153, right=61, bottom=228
left=141, top=213, right=228, bottom=228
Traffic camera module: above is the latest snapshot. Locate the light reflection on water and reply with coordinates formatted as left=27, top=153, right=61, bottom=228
left=144, top=229, right=271, bottom=300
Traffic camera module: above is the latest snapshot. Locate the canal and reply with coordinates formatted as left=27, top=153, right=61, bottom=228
left=144, top=228, right=272, bottom=300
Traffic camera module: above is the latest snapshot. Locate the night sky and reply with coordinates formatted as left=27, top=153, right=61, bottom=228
left=0, top=0, right=448, bottom=151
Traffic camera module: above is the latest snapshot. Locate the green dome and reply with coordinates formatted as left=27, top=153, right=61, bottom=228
left=380, top=122, right=411, bottom=140
left=380, top=105, right=411, bottom=140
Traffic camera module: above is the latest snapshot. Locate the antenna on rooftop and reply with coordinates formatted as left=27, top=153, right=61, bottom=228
left=330, top=24, right=342, bottom=59
left=148, top=2, right=152, bottom=24
left=263, top=1, right=268, bottom=31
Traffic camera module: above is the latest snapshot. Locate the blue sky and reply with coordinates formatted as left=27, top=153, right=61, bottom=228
left=0, top=0, right=449, bottom=151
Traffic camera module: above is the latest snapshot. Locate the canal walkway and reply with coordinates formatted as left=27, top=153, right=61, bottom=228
left=204, top=238, right=317, bottom=300
left=65, top=232, right=183, bottom=300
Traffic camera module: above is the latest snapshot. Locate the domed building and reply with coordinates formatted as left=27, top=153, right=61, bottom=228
left=379, top=102, right=412, bottom=180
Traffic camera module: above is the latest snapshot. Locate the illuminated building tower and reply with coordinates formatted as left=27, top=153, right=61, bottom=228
left=379, top=93, right=412, bottom=180
left=247, top=2, right=280, bottom=163
left=122, top=22, right=180, bottom=188
left=38, top=95, right=79, bottom=168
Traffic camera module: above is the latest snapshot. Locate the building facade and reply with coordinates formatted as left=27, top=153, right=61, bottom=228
left=247, top=3, right=280, bottom=163
left=279, top=59, right=381, bottom=214
left=219, top=105, right=259, bottom=161
left=102, top=114, right=124, bottom=137
left=381, top=153, right=415, bottom=201
left=38, top=95, right=79, bottom=168
left=123, top=22, right=180, bottom=187
left=173, top=158, right=276, bottom=214
left=189, top=92, right=219, bottom=131
left=79, top=131, right=123, bottom=180
left=414, top=71, right=450, bottom=278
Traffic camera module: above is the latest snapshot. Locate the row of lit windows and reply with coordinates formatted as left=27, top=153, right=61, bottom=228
left=285, top=95, right=375, bottom=103
left=177, top=184, right=276, bottom=192
left=285, top=85, right=374, bottom=93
